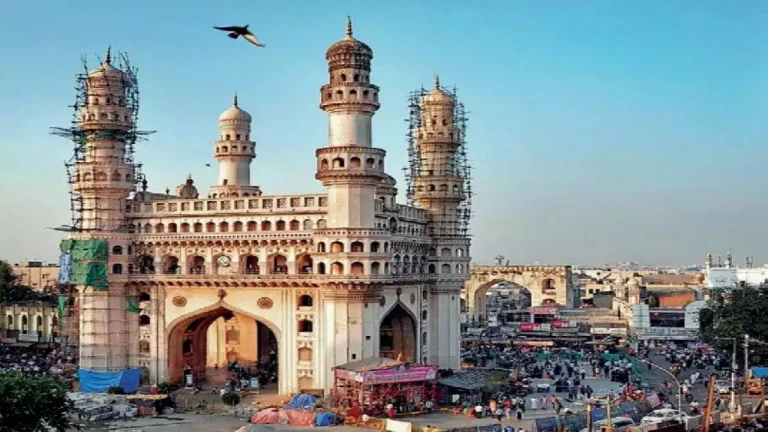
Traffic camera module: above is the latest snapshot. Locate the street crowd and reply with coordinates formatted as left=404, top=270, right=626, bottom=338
left=0, top=344, right=78, bottom=377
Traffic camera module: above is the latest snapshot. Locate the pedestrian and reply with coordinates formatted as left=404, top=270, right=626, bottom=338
left=516, top=407, right=523, bottom=420
left=496, top=407, right=504, bottom=421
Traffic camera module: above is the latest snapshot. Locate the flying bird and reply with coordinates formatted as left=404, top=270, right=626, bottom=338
left=213, top=25, right=266, bottom=47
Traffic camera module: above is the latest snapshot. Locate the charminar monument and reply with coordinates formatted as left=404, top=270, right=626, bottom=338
left=53, top=18, right=473, bottom=394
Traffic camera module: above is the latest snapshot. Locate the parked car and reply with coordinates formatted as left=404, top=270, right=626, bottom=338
left=579, top=417, right=636, bottom=432
left=641, top=408, right=689, bottom=425
left=714, top=380, right=731, bottom=395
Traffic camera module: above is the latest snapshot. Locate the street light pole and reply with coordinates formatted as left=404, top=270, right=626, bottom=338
left=643, top=360, right=682, bottom=409
left=730, top=338, right=737, bottom=411
left=744, top=335, right=750, bottom=385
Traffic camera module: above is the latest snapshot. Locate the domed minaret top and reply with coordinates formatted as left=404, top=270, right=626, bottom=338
left=218, top=93, right=252, bottom=123
left=325, top=16, right=373, bottom=66
left=423, top=74, right=454, bottom=103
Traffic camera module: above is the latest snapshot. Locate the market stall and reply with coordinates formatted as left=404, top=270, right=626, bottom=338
left=332, top=357, right=438, bottom=415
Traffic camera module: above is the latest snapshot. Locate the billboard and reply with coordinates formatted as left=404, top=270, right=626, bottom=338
left=635, top=327, right=698, bottom=340
left=707, top=268, right=738, bottom=288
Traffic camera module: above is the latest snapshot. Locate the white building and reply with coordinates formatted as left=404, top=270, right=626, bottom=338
left=54, top=19, right=472, bottom=394
left=703, top=252, right=768, bottom=289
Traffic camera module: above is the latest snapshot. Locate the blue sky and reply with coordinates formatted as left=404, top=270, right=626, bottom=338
left=0, top=1, right=766, bottom=266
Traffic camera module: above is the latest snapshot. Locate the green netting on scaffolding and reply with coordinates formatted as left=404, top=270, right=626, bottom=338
left=126, top=296, right=140, bottom=313
left=59, top=238, right=109, bottom=290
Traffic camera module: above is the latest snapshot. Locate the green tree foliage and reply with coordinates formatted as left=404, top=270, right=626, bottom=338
left=0, top=371, right=80, bottom=431
left=0, top=259, right=54, bottom=304
left=699, top=287, right=768, bottom=365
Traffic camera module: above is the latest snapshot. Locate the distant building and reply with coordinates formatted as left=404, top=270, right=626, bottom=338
left=703, top=252, right=768, bottom=289
left=12, top=261, right=59, bottom=291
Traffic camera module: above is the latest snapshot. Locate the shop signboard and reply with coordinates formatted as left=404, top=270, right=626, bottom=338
left=636, top=327, right=698, bottom=340
left=362, top=365, right=438, bottom=384
left=17, top=333, right=39, bottom=343
left=520, top=323, right=539, bottom=332
left=530, top=306, right=559, bottom=316
left=553, top=320, right=572, bottom=328
left=590, top=327, right=627, bottom=336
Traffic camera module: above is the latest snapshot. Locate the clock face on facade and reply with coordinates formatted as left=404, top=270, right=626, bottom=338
left=217, top=256, right=231, bottom=267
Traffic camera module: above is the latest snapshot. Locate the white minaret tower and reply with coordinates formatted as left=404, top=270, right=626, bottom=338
left=412, top=76, right=471, bottom=369
left=316, top=17, right=384, bottom=228
left=210, top=94, right=261, bottom=198
left=314, top=17, right=390, bottom=389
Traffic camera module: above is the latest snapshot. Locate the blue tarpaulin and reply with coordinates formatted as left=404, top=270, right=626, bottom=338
left=284, top=393, right=316, bottom=410
left=78, top=368, right=143, bottom=393
left=314, top=412, right=336, bottom=426
left=751, top=367, right=768, bottom=378
left=58, top=253, right=71, bottom=284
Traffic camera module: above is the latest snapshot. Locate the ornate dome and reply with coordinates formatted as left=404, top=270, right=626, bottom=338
left=218, top=94, right=252, bottom=122
left=325, top=16, right=372, bottom=59
left=88, top=48, right=125, bottom=78
left=176, top=176, right=199, bottom=199
left=422, top=75, right=453, bottom=103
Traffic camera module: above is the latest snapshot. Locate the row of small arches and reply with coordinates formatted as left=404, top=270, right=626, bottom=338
left=136, top=219, right=326, bottom=234
left=76, top=171, right=131, bottom=182
left=324, top=88, right=378, bottom=103
left=91, top=96, right=125, bottom=106
left=82, top=112, right=130, bottom=122
left=220, top=133, right=250, bottom=141
left=5, top=315, right=46, bottom=328
left=320, top=157, right=383, bottom=170
left=316, top=240, right=389, bottom=254
left=216, top=144, right=254, bottom=154
left=333, top=72, right=370, bottom=84
left=416, top=184, right=461, bottom=193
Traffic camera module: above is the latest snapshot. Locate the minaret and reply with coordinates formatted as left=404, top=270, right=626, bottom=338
left=316, top=16, right=384, bottom=228
left=71, top=48, right=136, bottom=371
left=315, top=17, right=388, bottom=389
left=412, top=76, right=471, bottom=369
left=210, top=94, right=261, bottom=198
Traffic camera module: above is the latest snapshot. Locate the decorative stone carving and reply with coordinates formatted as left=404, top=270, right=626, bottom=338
left=172, top=296, right=187, bottom=307
left=217, top=289, right=227, bottom=300
left=379, top=296, right=386, bottom=307
left=257, top=297, right=273, bottom=309
left=410, top=293, right=416, bottom=304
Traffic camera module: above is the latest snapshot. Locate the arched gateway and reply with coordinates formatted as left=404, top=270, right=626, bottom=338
left=463, top=265, right=576, bottom=321
left=166, top=302, right=281, bottom=390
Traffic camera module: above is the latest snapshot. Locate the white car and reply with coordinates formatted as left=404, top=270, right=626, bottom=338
left=641, top=409, right=689, bottom=424
left=714, top=380, right=731, bottom=394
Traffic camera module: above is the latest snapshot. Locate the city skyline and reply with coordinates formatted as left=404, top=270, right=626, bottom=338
left=1, top=0, right=766, bottom=266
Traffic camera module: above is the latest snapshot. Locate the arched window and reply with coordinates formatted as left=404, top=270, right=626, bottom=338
left=353, top=73, right=360, bottom=82
left=317, top=219, right=327, bottom=228
left=456, top=248, right=464, bottom=257
left=428, top=264, right=436, bottom=274
left=297, top=254, right=313, bottom=274
left=6, top=315, right=12, bottom=326
left=440, top=247, right=452, bottom=257
left=193, top=223, right=203, bottom=232
left=317, top=242, right=326, bottom=253
left=298, top=295, right=313, bottom=307
left=180, top=223, right=190, bottom=232
left=261, top=221, right=272, bottom=231
left=275, top=220, right=286, bottom=231
left=351, top=241, right=364, bottom=253
left=428, top=247, right=437, bottom=257
left=270, top=254, right=287, bottom=274
left=320, top=159, right=329, bottom=170
left=233, top=221, right=243, bottom=232
left=168, top=223, right=178, bottom=233
left=139, top=315, right=150, bottom=326
left=317, top=262, right=326, bottom=275
left=298, top=320, right=313, bottom=333
left=441, top=264, right=451, bottom=274
left=139, top=292, right=150, bottom=302
left=36, top=316, right=42, bottom=328
left=205, top=222, right=216, bottom=232
left=246, top=221, right=257, bottom=231
left=112, top=263, right=123, bottom=274
left=331, top=262, right=344, bottom=275
left=340, top=73, right=347, bottom=82
left=219, top=221, right=229, bottom=232
left=350, top=157, right=361, bottom=168
left=366, top=158, right=375, bottom=168
left=289, top=220, right=300, bottom=231
left=457, top=264, right=464, bottom=273
left=371, top=262, right=381, bottom=275
left=155, top=223, right=165, bottom=233
left=303, top=219, right=313, bottom=230
left=349, top=89, right=358, bottom=100
left=244, top=256, right=260, bottom=274
left=112, top=245, right=123, bottom=255
left=351, top=262, right=364, bottom=275
left=371, top=242, right=380, bottom=253
left=163, top=256, right=180, bottom=274
left=428, top=184, right=436, bottom=192
left=189, top=256, right=206, bottom=274
left=541, top=279, right=556, bottom=293
left=384, top=242, right=389, bottom=253
left=331, top=241, right=344, bottom=253
left=332, top=158, right=345, bottom=168
left=422, top=310, right=428, bottom=320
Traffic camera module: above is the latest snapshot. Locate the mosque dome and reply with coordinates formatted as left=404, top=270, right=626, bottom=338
left=218, top=94, right=252, bottom=122
left=325, top=17, right=372, bottom=60
left=175, top=176, right=199, bottom=199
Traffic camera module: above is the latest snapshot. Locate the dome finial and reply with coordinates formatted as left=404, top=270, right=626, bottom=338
left=105, top=46, right=112, bottom=65
left=346, top=16, right=353, bottom=37
left=233, top=92, right=238, bottom=107
left=434, top=73, right=440, bottom=90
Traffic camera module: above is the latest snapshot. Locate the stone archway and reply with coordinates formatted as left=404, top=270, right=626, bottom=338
left=464, top=265, right=574, bottom=321
left=379, top=302, right=417, bottom=362
left=166, top=302, right=281, bottom=389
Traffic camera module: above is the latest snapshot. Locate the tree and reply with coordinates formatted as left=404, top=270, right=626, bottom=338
left=0, top=259, right=54, bottom=304
left=699, top=286, right=768, bottom=366
left=0, top=371, right=80, bottom=431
